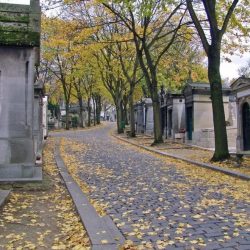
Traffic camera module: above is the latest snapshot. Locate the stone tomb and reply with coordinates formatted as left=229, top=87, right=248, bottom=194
left=142, top=98, right=154, bottom=135
left=134, top=101, right=145, bottom=134
left=165, top=92, right=186, bottom=139
left=0, top=0, right=42, bottom=181
left=183, top=82, right=236, bottom=149
left=231, top=77, right=250, bottom=153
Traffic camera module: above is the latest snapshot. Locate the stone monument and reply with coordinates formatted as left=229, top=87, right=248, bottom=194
left=231, top=77, right=250, bottom=153
left=0, top=0, right=42, bottom=181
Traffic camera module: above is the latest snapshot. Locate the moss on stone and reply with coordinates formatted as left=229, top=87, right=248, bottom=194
left=0, top=30, right=40, bottom=46
left=0, top=13, right=29, bottom=23
left=0, top=1, right=40, bottom=47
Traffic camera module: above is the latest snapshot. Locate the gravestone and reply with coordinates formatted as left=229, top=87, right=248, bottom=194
left=0, top=0, right=42, bottom=181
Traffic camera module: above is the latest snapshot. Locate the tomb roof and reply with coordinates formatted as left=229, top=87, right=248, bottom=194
left=231, top=76, right=250, bottom=92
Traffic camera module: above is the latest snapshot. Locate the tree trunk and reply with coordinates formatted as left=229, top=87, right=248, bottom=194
left=78, top=97, right=84, bottom=128
left=208, top=45, right=229, bottom=161
left=96, top=95, right=101, bottom=125
left=116, top=102, right=124, bottom=134
left=151, top=77, right=163, bottom=144
left=152, top=99, right=163, bottom=144
left=65, top=102, right=70, bottom=130
left=87, top=97, right=91, bottom=127
left=103, top=103, right=107, bottom=121
left=129, top=92, right=136, bottom=137
left=123, top=104, right=129, bottom=125
left=93, top=97, right=96, bottom=126
left=136, top=44, right=163, bottom=144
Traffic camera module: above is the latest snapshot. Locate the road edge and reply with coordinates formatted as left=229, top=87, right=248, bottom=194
left=54, top=139, right=125, bottom=250
left=112, top=134, right=250, bottom=181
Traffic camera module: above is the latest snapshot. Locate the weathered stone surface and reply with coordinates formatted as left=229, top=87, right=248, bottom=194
left=0, top=0, right=40, bottom=47
left=0, top=47, right=42, bottom=180
left=0, top=189, right=10, bottom=207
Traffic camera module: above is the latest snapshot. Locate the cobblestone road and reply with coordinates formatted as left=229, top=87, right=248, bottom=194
left=54, top=123, right=250, bottom=250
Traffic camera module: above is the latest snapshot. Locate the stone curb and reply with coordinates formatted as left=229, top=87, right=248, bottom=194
left=0, top=190, right=11, bottom=208
left=54, top=140, right=125, bottom=250
left=113, top=134, right=250, bottom=181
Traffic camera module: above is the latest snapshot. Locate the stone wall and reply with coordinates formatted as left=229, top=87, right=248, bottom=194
left=191, top=126, right=237, bottom=151
left=0, top=47, right=42, bottom=180
left=172, top=98, right=185, bottom=137
left=0, top=0, right=40, bottom=47
left=135, top=104, right=145, bottom=133
left=193, top=94, right=229, bottom=131
left=145, top=105, right=154, bottom=135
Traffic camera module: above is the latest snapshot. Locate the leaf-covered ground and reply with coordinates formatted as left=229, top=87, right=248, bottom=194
left=52, top=123, right=250, bottom=250
left=0, top=138, right=90, bottom=250
left=122, top=134, right=250, bottom=176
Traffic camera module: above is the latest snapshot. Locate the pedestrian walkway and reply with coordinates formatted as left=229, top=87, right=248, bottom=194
left=114, top=133, right=250, bottom=181
left=53, top=123, right=250, bottom=250
left=54, top=138, right=125, bottom=249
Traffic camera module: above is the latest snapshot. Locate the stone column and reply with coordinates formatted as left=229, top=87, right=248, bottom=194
left=33, top=80, right=44, bottom=162
left=42, top=95, right=48, bottom=139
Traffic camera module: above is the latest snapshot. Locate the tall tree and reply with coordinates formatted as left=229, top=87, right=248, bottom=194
left=116, top=41, right=143, bottom=137
left=102, top=0, right=187, bottom=144
left=157, top=38, right=208, bottom=91
left=95, top=47, right=129, bottom=133
left=92, top=91, right=102, bottom=124
left=42, top=17, right=77, bottom=129
left=186, top=0, right=249, bottom=161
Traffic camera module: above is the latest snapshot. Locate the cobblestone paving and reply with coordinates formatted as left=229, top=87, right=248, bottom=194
left=53, top=124, right=250, bottom=250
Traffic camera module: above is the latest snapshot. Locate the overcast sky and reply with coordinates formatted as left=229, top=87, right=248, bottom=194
left=0, top=0, right=30, bottom=4
left=220, top=52, right=250, bottom=80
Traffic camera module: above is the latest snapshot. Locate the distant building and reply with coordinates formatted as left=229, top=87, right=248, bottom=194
left=134, top=81, right=239, bottom=150
left=134, top=98, right=153, bottom=135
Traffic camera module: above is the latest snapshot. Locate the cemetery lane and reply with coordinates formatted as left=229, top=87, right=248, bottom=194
left=54, top=123, right=250, bottom=250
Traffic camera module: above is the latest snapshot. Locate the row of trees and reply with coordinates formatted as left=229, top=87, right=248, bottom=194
left=40, top=17, right=109, bottom=129
left=43, top=0, right=249, bottom=161
left=42, top=1, right=207, bottom=131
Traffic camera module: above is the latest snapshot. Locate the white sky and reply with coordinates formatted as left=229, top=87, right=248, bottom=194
left=0, top=0, right=30, bottom=4
left=220, top=52, right=250, bottom=81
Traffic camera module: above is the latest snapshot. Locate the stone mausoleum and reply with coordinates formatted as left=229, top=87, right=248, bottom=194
left=231, top=77, right=250, bottom=153
left=183, top=82, right=236, bottom=149
left=165, top=92, right=185, bottom=139
left=134, top=98, right=154, bottom=135
left=0, top=0, right=42, bottom=181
